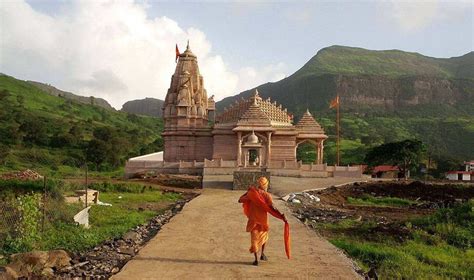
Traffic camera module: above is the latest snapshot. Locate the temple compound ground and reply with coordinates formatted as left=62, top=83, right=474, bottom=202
left=113, top=177, right=363, bottom=279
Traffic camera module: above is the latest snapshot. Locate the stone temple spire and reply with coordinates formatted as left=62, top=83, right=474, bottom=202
left=163, top=41, right=214, bottom=129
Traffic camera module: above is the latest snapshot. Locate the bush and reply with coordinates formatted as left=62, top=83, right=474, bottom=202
left=1, top=193, right=43, bottom=254
left=0, top=179, right=63, bottom=200
left=87, top=182, right=151, bottom=193
left=414, top=200, right=474, bottom=249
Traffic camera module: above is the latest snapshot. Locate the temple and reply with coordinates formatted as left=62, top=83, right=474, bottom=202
left=162, top=42, right=215, bottom=162
left=162, top=42, right=326, bottom=166
left=125, top=43, right=361, bottom=179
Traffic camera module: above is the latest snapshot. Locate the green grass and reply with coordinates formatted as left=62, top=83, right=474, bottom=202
left=297, top=46, right=473, bottom=78
left=1, top=180, right=182, bottom=255
left=347, top=194, right=416, bottom=207
left=332, top=239, right=474, bottom=279
left=315, top=200, right=474, bottom=279
left=40, top=190, right=180, bottom=252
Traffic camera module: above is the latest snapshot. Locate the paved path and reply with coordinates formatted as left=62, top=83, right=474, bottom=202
left=113, top=189, right=360, bottom=280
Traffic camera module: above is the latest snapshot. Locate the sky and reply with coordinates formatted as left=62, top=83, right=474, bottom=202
left=0, top=0, right=472, bottom=109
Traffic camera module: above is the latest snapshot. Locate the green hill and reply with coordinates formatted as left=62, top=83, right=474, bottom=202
left=121, top=97, right=164, bottom=117
left=27, top=80, right=114, bottom=110
left=217, top=46, right=474, bottom=164
left=0, top=74, right=163, bottom=177
left=294, top=45, right=474, bottom=78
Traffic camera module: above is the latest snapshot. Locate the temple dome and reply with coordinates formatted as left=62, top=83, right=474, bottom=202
left=246, top=131, right=259, bottom=144
left=180, top=41, right=196, bottom=58
left=216, top=89, right=291, bottom=126
left=296, top=109, right=325, bottom=134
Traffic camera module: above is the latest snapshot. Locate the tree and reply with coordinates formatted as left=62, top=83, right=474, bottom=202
left=16, top=95, right=25, bottom=106
left=365, top=139, right=425, bottom=180
left=296, top=142, right=316, bottom=164
left=0, top=89, right=10, bottom=101
left=85, top=139, right=108, bottom=169
left=432, top=156, right=462, bottom=179
left=0, top=144, right=10, bottom=165
left=20, top=118, right=49, bottom=146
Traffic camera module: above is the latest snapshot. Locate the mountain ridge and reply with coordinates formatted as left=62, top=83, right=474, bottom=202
left=216, top=46, right=474, bottom=162
left=120, top=98, right=164, bottom=117
left=26, top=80, right=114, bottom=110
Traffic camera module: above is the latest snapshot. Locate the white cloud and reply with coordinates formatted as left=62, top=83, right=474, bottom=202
left=379, top=0, right=472, bottom=32
left=0, top=0, right=287, bottom=109
left=237, top=63, right=287, bottom=93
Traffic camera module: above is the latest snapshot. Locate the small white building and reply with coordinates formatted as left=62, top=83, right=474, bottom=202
left=446, top=171, right=473, bottom=181
left=464, top=160, right=474, bottom=172
left=445, top=160, right=474, bottom=181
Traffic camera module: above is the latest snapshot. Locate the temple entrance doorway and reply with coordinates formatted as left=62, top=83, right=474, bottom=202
left=248, top=149, right=259, bottom=166
left=296, top=140, right=317, bottom=164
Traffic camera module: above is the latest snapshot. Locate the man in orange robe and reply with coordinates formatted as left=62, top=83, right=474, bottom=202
left=238, top=176, right=288, bottom=266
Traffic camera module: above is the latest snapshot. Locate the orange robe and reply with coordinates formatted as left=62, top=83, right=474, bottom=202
left=239, top=187, right=291, bottom=259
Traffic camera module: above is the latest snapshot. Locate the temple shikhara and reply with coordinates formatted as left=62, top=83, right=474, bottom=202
left=126, top=43, right=361, bottom=180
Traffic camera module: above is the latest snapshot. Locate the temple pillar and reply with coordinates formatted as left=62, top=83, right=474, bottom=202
left=237, top=132, right=242, bottom=166
left=266, top=132, right=272, bottom=167
left=318, top=140, right=325, bottom=164
left=316, top=141, right=321, bottom=164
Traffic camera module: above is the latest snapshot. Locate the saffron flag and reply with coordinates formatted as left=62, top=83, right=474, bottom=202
left=175, top=44, right=180, bottom=63
left=329, top=95, right=339, bottom=109
left=242, top=187, right=291, bottom=259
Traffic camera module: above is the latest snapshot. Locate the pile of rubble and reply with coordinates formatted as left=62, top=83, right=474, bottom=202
left=57, top=197, right=193, bottom=279
left=284, top=191, right=321, bottom=204
left=0, top=169, right=44, bottom=181
left=131, top=172, right=202, bottom=188
left=294, top=207, right=352, bottom=224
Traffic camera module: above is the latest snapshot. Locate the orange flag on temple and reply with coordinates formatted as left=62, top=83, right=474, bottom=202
left=329, top=95, right=339, bottom=109
left=175, top=44, right=180, bottom=63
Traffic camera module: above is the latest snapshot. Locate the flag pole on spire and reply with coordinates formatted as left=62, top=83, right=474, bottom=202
left=329, top=95, right=340, bottom=165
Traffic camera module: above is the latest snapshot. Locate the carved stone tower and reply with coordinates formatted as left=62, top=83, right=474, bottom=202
left=162, top=42, right=215, bottom=161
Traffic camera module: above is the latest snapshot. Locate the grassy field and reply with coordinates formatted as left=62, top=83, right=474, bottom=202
left=40, top=191, right=180, bottom=253
left=315, top=200, right=474, bottom=279
left=347, top=194, right=417, bottom=207
left=0, top=180, right=181, bottom=256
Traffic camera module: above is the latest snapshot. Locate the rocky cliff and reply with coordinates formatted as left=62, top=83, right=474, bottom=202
left=216, top=46, right=474, bottom=162
left=217, top=46, right=474, bottom=116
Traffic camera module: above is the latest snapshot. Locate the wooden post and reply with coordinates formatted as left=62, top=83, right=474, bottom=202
left=42, top=176, right=46, bottom=232
left=336, top=97, right=341, bottom=166
left=85, top=164, right=88, bottom=208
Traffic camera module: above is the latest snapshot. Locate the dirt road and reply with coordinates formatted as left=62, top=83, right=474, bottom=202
left=270, top=176, right=368, bottom=197
left=112, top=189, right=360, bottom=279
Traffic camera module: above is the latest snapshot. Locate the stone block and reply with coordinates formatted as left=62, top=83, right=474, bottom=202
left=233, top=170, right=271, bottom=190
